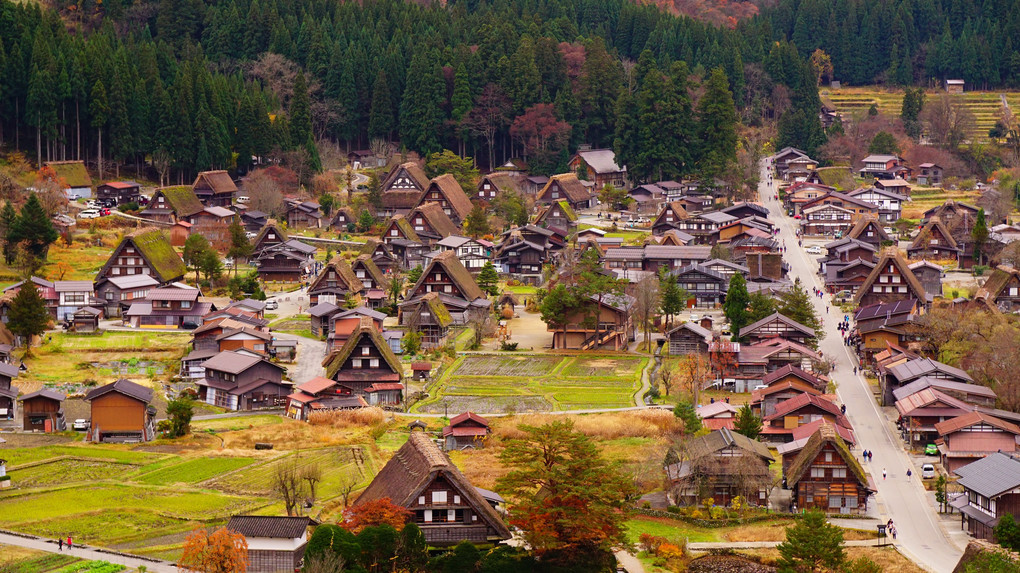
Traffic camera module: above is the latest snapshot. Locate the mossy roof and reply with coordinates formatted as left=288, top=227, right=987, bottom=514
left=555, top=200, right=578, bottom=222
left=353, top=254, right=390, bottom=290
left=155, top=186, right=205, bottom=217
left=786, top=423, right=868, bottom=489
left=386, top=215, right=421, bottom=243
left=323, top=321, right=403, bottom=379
left=45, top=161, right=92, bottom=188
left=309, top=256, right=364, bottom=295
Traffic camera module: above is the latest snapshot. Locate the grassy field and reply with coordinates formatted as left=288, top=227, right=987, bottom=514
left=135, top=457, right=257, bottom=485
left=0, top=553, right=81, bottom=573
left=23, top=331, right=187, bottom=388
left=411, top=354, right=646, bottom=413
left=821, top=86, right=1018, bottom=143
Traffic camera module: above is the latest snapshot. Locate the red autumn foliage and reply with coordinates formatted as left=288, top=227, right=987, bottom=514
left=260, top=165, right=300, bottom=194
left=340, top=497, right=412, bottom=534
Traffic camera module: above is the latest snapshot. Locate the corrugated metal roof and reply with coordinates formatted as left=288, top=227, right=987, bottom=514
left=955, top=452, right=1020, bottom=498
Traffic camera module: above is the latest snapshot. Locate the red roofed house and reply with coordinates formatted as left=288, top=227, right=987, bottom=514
left=894, top=388, right=974, bottom=448
left=443, top=412, right=491, bottom=450
left=285, top=376, right=368, bottom=421
left=696, top=401, right=738, bottom=430
left=935, top=411, right=1020, bottom=474
left=761, top=393, right=850, bottom=443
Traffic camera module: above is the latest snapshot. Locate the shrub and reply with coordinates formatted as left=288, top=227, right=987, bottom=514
left=499, top=341, right=519, bottom=351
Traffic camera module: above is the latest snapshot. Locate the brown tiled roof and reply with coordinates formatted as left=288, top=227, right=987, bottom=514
left=227, top=515, right=310, bottom=539
left=203, top=350, right=268, bottom=375
left=354, top=431, right=511, bottom=540
left=739, top=312, right=815, bottom=339
left=411, top=201, right=460, bottom=238
left=935, top=411, right=1020, bottom=437
left=538, top=173, right=591, bottom=204
left=786, top=424, right=868, bottom=488
left=853, top=248, right=927, bottom=305
left=761, top=364, right=826, bottom=389
left=425, top=174, right=473, bottom=221
left=408, top=250, right=484, bottom=301
left=193, top=170, right=237, bottom=194
left=85, top=378, right=153, bottom=403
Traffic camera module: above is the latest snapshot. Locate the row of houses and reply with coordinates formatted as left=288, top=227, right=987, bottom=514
left=773, top=147, right=942, bottom=187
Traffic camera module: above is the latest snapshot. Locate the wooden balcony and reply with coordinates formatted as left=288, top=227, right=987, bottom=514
left=421, top=524, right=491, bottom=546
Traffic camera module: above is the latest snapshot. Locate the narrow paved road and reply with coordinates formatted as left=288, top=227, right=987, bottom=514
left=759, top=162, right=962, bottom=572
left=0, top=531, right=178, bottom=572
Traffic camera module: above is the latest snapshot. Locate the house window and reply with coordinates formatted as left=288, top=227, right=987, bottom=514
left=454, top=495, right=461, bottom=504
left=181, top=301, right=192, bottom=309
left=833, top=468, right=847, bottom=478
left=824, top=452, right=832, bottom=462
left=810, top=467, right=825, bottom=478
left=432, top=491, right=448, bottom=503
left=353, top=359, right=362, bottom=368
left=424, top=509, right=433, bottom=522
left=447, top=510, right=456, bottom=522
left=1011, top=287, right=1018, bottom=296
left=361, top=347, right=370, bottom=356
left=419, top=496, right=426, bottom=505
left=390, top=229, right=398, bottom=236
left=370, top=358, right=379, bottom=368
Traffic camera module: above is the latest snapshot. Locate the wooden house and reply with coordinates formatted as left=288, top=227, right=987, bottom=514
left=251, top=221, right=288, bottom=255
left=96, top=181, right=141, bottom=206
left=546, top=293, right=635, bottom=350
left=671, top=264, right=727, bottom=308
left=629, top=183, right=665, bottom=214
left=357, top=239, right=399, bottom=276
left=665, top=428, right=774, bottom=507
left=309, top=302, right=341, bottom=338
left=786, top=424, right=872, bottom=514
left=895, top=388, right=974, bottom=446
left=975, top=265, right=1020, bottom=312
left=140, top=186, right=204, bottom=223
left=95, top=228, right=187, bottom=285
left=874, top=177, right=912, bottom=198
left=908, top=260, right=944, bottom=296
left=476, top=173, right=521, bottom=202
left=935, top=412, right=1020, bottom=474
left=330, top=206, right=358, bottom=231
left=415, top=174, right=473, bottom=225
left=922, top=200, right=980, bottom=227
left=407, top=202, right=460, bottom=246
left=859, top=154, right=909, bottom=180
left=908, top=218, right=960, bottom=262
left=380, top=162, right=430, bottom=215
left=881, top=357, right=974, bottom=407
left=568, top=148, right=627, bottom=189
left=785, top=156, right=818, bottom=182
left=187, top=206, right=236, bottom=250
left=849, top=188, right=904, bottom=223
left=801, top=204, right=854, bottom=236
left=951, top=452, right=1020, bottom=540
left=854, top=299, right=922, bottom=362
left=54, top=280, right=96, bottom=322
left=19, top=388, right=65, bottom=432
left=192, top=170, right=237, bottom=207
left=651, top=202, right=689, bottom=235
left=776, top=419, right=856, bottom=476
left=355, top=430, right=512, bottom=546
left=0, top=363, right=19, bottom=424
left=696, top=401, right=739, bottom=431
left=702, top=259, right=748, bottom=281
left=323, top=318, right=404, bottom=405
left=308, top=256, right=364, bottom=307
left=168, top=221, right=191, bottom=247
left=285, top=200, right=323, bottom=229
left=537, top=173, right=594, bottom=211
left=432, top=236, right=492, bottom=274
left=784, top=182, right=835, bottom=215
left=241, top=210, right=269, bottom=234
left=801, top=192, right=879, bottom=220
left=917, top=163, right=943, bottom=186
left=45, top=160, right=92, bottom=199
left=285, top=376, right=368, bottom=421
left=751, top=379, right=823, bottom=419
left=351, top=254, right=390, bottom=309
left=400, top=250, right=491, bottom=331
left=493, top=230, right=549, bottom=286
left=72, top=306, right=102, bottom=332
left=95, top=271, right=161, bottom=316
left=197, top=351, right=289, bottom=411
left=254, top=239, right=317, bottom=282
left=84, top=379, right=155, bottom=442
left=215, top=327, right=272, bottom=356
left=665, top=322, right=713, bottom=355
left=226, top=515, right=311, bottom=573
left=327, top=306, right=387, bottom=353
left=845, top=216, right=891, bottom=248
left=761, top=393, right=850, bottom=443
left=739, top=313, right=816, bottom=347
left=125, top=285, right=210, bottom=329
left=672, top=211, right=737, bottom=244
left=442, top=412, right=491, bottom=450
left=853, top=249, right=929, bottom=309
left=772, top=147, right=810, bottom=180
left=533, top=200, right=578, bottom=235
left=522, top=175, right=549, bottom=196
left=892, top=377, right=996, bottom=410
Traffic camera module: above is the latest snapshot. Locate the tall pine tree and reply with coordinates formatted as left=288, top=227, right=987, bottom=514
left=695, top=68, right=738, bottom=185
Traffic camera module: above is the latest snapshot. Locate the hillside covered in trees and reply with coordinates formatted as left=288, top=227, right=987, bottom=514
left=0, top=0, right=820, bottom=186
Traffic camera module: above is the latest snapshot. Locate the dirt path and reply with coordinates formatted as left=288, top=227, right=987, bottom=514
left=0, top=531, right=178, bottom=573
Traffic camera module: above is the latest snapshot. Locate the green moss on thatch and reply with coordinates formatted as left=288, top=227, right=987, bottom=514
left=128, top=228, right=187, bottom=282
left=157, top=186, right=204, bottom=217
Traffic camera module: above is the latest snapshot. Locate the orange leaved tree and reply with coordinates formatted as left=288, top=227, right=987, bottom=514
left=340, top=497, right=411, bottom=534
left=178, top=527, right=249, bottom=573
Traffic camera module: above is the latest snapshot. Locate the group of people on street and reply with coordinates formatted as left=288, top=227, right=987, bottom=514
left=862, top=449, right=873, bottom=462
left=887, top=519, right=898, bottom=539
left=57, top=536, right=72, bottom=551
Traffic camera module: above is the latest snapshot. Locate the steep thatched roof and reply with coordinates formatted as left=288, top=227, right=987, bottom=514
left=45, top=161, right=92, bottom=188
left=322, top=320, right=403, bottom=379
left=977, top=265, right=1020, bottom=301
left=193, top=170, right=237, bottom=194
left=411, top=201, right=460, bottom=238
left=853, top=248, right=927, bottom=305
left=786, top=423, right=868, bottom=489
left=847, top=215, right=890, bottom=243
left=408, top=250, right=484, bottom=301
left=309, top=256, right=364, bottom=295
left=154, top=186, right=204, bottom=217
left=382, top=161, right=430, bottom=192
left=425, top=174, right=473, bottom=221
left=354, top=431, right=512, bottom=541
left=538, top=173, right=591, bottom=204
left=910, top=217, right=958, bottom=250
left=353, top=254, right=390, bottom=290
left=99, top=228, right=186, bottom=283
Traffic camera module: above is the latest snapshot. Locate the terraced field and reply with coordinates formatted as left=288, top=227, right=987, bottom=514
left=135, top=457, right=256, bottom=485
left=413, top=354, right=647, bottom=413
left=206, top=447, right=369, bottom=498
left=821, top=86, right=1020, bottom=143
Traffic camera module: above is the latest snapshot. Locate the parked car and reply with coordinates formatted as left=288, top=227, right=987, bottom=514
left=72, top=419, right=89, bottom=431
left=805, top=245, right=822, bottom=254
left=924, top=443, right=939, bottom=455
left=921, top=463, right=936, bottom=479
left=236, top=195, right=250, bottom=203
left=77, top=209, right=101, bottom=219
left=245, top=231, right=257, bottom=240
left=265, top=299, right=279, bottom=310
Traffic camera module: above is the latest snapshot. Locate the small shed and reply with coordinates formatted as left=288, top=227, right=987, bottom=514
left=73, top=306, right=102, bottom=333
left=170, top=221, right=192, bottom=247
left=442, top=411, right=491, bottom=450
left=270, top=338, right=297, bottom=361
left=226, top=515, right=311, bottom=573
left=411, top=361, right=432, bottom=381
left=19, top=389, right=66, bottom=432
left=945, top=79, right=964, bottom=94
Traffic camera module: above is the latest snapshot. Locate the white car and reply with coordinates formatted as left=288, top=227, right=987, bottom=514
left=236, top=195, right=250, bottom=203
left=245, top=231, right=257, bottom=240
left=77, top=209, right=101, bottom=219
left=264, top=299, right=279, bottom=310
left=921, top=463, right=936, bottom=479
left=72, top=419, right=89, bottom=431
left=805, top=245, right=822, bottom=254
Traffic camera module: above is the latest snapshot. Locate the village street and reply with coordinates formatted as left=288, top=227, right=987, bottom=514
left=759, top=162, right=964, bottom=572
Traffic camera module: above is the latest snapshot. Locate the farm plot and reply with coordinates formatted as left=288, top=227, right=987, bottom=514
left=414, top=354, right=645, bottom=413
left=135, top=457, right=256, bottom=485
left=1, top=445, right=166, bottom=469
left=10, top=459, right=136, bottom=487
left=1, top=553, right=80, bottom=573
left=452, top=355, right=565, bottom=376
left=207, top=447, right=369, bottom=498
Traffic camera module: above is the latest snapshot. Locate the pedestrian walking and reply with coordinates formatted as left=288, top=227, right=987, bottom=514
left=67, top=536, right=72, bottom=550
left=907, top=469, right=912, bottom=481
left=883, top=468, right=887, bottom=480
left=868, top=451, right=873, bottom=462
left=58, top=538, right=63, bottom=551
left=853, top=366, right=858, bottom=375
left=891, top=525, right=897, bottom=540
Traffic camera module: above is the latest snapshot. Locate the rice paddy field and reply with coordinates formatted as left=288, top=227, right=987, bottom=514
left=821, top=86, right=1020, bottom=143
left=411, top=354, right=647, bottom=413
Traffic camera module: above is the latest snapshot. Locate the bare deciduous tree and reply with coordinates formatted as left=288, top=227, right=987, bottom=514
left=303, top=550, right=347, bottom=573
left=338, top=472, right=359, bottom=510
left=244, top=170, right=284, bottom=217
left=922, top=94, right=976, bottom=149
left=633, top=275, right=660, bottom=352
left=300, top=463, right=323, bottom=505
left=677, top=353, right=712, bottom=404
left=273, top=461, right=305, bottom=516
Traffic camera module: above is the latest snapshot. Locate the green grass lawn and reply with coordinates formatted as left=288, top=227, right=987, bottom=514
left=2, top=553, right=81, bottom=573
left=412, top=355, right=646, bottom=413
left=624, top=516, right=720, bottom=544
left=503, top=284, right=538, bottom=295
left=191, top=415, right=285, bottom=432
left=2, top=445, right=165, bottom=469
left=135, top=457, right=257, bottom=485
left=51, top=331, right=191, bottom=350
left=207, top=447, right=370, bottom=498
